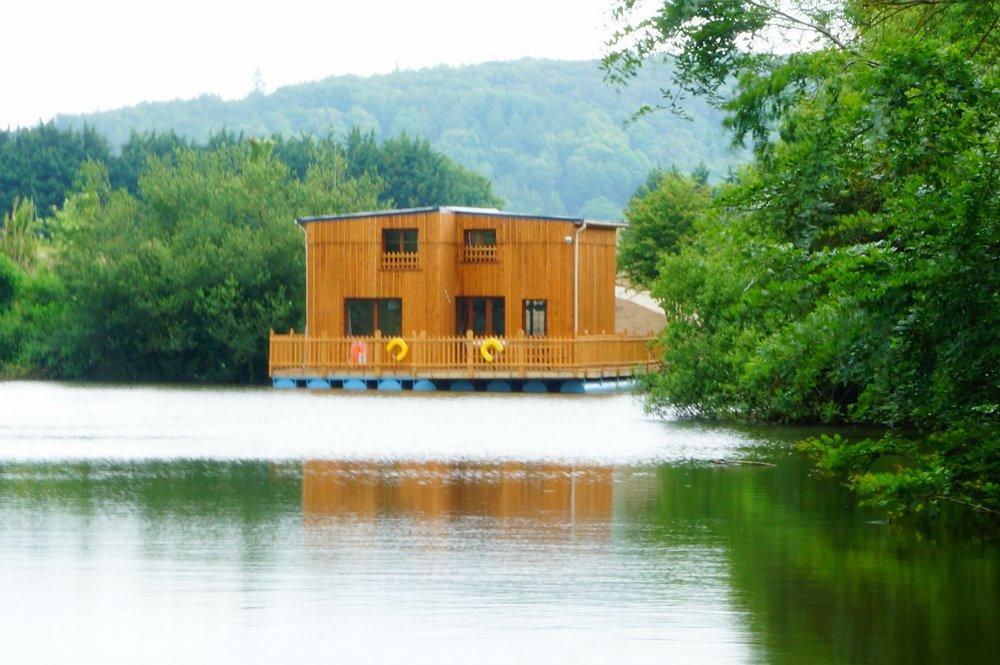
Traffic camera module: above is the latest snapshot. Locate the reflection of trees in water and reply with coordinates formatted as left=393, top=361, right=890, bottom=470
left=301, top=460, right=613, bottom=526
left=4, top=458, right=995, bottom=662
left=616, top=460, right=1000, bottom=665
left=0, top=460, right=301, bottom=522
left=0, top=460, right=303, bottom=564
left=0, top=459, right=613, bottom=525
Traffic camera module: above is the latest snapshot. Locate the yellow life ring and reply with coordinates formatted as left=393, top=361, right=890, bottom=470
left=386, top=337, right=408, bottom=361
left=480, top=337, right=504, bottom=363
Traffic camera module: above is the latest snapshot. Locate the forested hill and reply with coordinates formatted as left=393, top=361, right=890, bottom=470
left=55, top=58, right=743, bottom=217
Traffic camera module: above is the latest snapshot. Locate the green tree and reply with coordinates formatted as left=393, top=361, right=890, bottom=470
left=618, top=168, right=711, bottom=286
left=47, top=144, right=381, bottom=382
left=0, top=123, right=109, bottom=214
left=346, top=131, right=504, bottom=208
left=0, top=254, right=17, bottom=313
left=108, top=130, right=192, bottom=193
left=0, top=198, right=39, bottom=270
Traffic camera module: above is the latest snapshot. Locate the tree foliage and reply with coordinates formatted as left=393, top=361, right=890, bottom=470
left=618, top=168, right=712, bottom=286
left=0, top=126, right=504, bottom=221
left=607, top=0, right=1000, bottom=521
left=39, top=143, right=380, bottom=383
left=0, top=198, right=39, bottom=271
left=0, top=122, right=109, bottom=215
left=0, top=124, right=504, bottom=382
left=342, top=129, right=502, bottom=208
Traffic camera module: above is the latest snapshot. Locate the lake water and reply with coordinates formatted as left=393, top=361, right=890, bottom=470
left=0, top=382, right=996, bottom=664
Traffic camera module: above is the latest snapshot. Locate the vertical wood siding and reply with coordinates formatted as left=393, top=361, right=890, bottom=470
left=304, top=210, right=617, bottom=338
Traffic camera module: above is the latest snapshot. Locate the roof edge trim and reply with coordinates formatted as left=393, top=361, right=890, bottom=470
left=295, top=206, right=626, bottom=228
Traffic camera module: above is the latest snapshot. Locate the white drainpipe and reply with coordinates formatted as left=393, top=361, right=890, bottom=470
left=298, top=220, right=308, bottom=336
left=573, top=219, right=589, bottom=335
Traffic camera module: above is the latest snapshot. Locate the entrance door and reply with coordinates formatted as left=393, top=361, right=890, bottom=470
left=455, top=297, right=505, bottom=336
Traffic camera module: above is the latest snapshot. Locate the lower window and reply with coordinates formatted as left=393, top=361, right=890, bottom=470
left=455, top=297, right=505, bottom=336
left=345, top=298, right=402, bottom=336
left=523, top=299, right=547, bottom=336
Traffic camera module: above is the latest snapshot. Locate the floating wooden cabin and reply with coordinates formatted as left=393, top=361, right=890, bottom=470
left=269, top=206, right=659, bottom=392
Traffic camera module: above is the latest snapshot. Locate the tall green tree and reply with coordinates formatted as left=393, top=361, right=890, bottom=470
left=108, top=130, right=193, bottom=194
left=618, top=168, right=711, bottom=286
left=0, top=198, right=39, bottom=271
left=345, top=130, right=504, bottom=208
left=0, top=123, right=110, bottom=215
left=606, top=0, right=1000, bottom=520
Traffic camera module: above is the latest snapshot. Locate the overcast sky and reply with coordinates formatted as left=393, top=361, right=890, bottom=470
left=2, top=0, right=622, bottom=129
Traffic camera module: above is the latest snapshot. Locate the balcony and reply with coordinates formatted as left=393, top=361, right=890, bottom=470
left=463, top=244, right=498, bottom=263
left=269, top=331, right=659, bottom=381
left=381, top=251, right=420, bottom=271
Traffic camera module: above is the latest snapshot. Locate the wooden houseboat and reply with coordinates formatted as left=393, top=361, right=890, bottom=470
left=268, top=206, right=659, bottom=392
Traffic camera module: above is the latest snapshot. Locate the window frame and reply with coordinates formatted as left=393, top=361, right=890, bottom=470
left=344, top=297, right=403, bottom=336
left=455, top=296, right=505, bottom=336
left=382, top=228, right=419, bottom=254
left=463, top=229, right=497, bottom=246
left=522, top=299, right=548, bottom=337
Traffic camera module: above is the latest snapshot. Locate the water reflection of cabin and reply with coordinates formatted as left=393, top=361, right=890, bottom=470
left=301, top=460, right=613, bottom=527
left=269, top=206, right=658, bottom=392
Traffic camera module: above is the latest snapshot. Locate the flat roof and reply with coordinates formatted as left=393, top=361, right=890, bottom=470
left=296, top=206, right=626, bottom=229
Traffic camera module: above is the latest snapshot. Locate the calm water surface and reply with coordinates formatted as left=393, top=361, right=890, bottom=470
left=0, top=382, right=996, bottom=664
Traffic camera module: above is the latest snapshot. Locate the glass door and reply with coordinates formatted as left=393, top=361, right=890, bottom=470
left=455, top=297, right=505, bottom=336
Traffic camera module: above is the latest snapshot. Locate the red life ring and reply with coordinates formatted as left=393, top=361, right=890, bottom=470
left=349, top=341, right=368, bottom=364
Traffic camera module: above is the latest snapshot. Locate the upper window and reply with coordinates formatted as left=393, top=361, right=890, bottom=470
left=382, top=228, right=418, bottom=254
left=464, top=229, right=497, bottom=246
left=381, top=228, right=419, bottom=270
left=462, top=229, right=498, bottom=263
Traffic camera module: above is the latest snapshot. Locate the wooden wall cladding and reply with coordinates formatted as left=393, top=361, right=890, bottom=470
left=304, top=210, right=617, bottom=338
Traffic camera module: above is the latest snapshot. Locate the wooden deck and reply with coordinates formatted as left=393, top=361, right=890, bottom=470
left=269, top=331, right=659, bottom=381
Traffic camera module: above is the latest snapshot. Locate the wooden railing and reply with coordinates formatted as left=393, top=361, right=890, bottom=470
left=269, top=330, right=659, bottom=377
left=463, top=244, right=499, bottom=263
left=381, top=251, right=420, bottom=271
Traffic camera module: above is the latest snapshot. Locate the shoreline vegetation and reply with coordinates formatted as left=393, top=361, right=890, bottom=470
left=0, top=131, right=500, bottom=383
left=607, top=0, right=998, bottom=525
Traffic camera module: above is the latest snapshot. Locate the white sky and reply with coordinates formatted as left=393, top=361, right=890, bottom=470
left=2, top=0, right=620, bottom=129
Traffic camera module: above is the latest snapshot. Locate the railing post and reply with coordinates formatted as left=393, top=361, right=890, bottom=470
left=465, top=329, right=474, bottom=378
left=416, top=330, right=425, bottom=375
left=374, top=330, right=383, bottom=377
left=516, top=330, right=525, bottom=378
